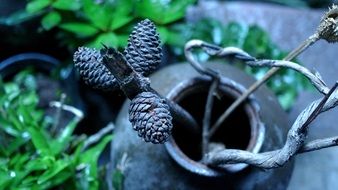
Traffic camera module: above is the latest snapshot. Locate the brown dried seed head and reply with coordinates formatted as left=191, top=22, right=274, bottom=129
left=73, top=47, right=119, bottom=90
left=129, top=92, right=173, bottom=144
left=317, top=4, right=338, bottom=43
left=74, top=19, right=162, bottom=91
left=124, top=19, right=162, bottom=76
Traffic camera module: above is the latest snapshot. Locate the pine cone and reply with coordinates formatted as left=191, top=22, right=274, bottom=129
left=129, top=92, right=172, bottom=144
left=73, top=47, right=119, bottom=90
left=124, top=19, right=162, bottom=76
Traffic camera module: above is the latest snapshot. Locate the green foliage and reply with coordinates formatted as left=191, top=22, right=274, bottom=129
left=166, top=19, right=313, bottom=110
left=41, top=11, right=61, bottom=30
left=134, top=0, right=195, bottom=25
left=112, top=169, right=124, bottom=190
left=2, top=0, right=196, bottom=50
left=0, top=72, right=112, bottom=189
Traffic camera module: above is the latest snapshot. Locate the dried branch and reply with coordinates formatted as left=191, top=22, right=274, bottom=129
left=184, top=40, right=224, bottom=153
left=210, top=34, right=319, bottom=133
left=203, top=82, right=338, bottom=169
left=51, top=93, right=66, bottom=134
left=209, top=4, right=338, bottom=132
left=202, top=78, right=220, bottom=155
left=246, top=59, right=329, bottom=94
left=299, top=136, right=338, bottom=153
left=184, top=40, right=330, bottom=137
left=49, top=100, right=84, bottom=121
left=83, top=122, right=115, bottom=150
left=101, top=46, right=200, bottom=135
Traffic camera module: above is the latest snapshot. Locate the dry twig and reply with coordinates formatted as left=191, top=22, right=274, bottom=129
left=202, top=78, right=220, bottom=154
left=101, top=46, right=200, bottom=135
left=49, top=100, right=84, bottom=121
left=83, top=122, right=115, bottom=150
left=184, top=40, right=330, bottom=137
left=209, top=4, right=338, bottom=133
left=203, top=82, right=338, bottom=169
left=51, top=93, right=66, bottom=134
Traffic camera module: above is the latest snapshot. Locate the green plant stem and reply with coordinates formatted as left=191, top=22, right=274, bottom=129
left=208, top=33, right=320, bottom=137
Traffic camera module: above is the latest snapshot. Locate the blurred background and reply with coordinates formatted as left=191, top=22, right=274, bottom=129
left=0, top=0, right=338, bottom=189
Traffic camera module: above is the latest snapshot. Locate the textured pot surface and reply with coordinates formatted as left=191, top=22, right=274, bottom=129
left=111, top=62, right=294, bottom=190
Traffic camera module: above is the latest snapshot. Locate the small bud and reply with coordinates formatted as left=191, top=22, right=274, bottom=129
left=129, top=92, right=173, bottom=144
left=317, top=4, right=338, bottom=43
left=73, top=47, right=119, bottom=90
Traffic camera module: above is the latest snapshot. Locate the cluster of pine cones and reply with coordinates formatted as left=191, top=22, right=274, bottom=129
left=73, top=19, right=173, bottom=144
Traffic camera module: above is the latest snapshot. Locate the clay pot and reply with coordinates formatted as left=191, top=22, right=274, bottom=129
left=111, top=62, right=294, bottom=189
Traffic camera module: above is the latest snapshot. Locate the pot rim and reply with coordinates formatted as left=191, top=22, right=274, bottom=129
left=165, top=76, right=265, bottom=177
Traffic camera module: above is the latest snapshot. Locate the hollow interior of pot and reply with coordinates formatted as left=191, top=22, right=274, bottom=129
left=166, top=77, right=263, bottom=176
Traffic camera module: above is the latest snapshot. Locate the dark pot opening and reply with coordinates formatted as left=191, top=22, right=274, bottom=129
left=165, top=76, right=265, bottom=177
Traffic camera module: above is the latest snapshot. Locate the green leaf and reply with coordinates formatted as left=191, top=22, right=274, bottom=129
left=26, top=0, right=51, bottom=14
left=0, top=117, right=20, bottom=137
left=87, top=33, right=118, bottom=48
left=82, top=0, right=111, bottom=30
left=7, top=137, right=29, bottom=155
left=59, top=23, right=99, bottom=37
left=134, top=0, right=195, bottom=25
left=7, top=110, right=24, bottom=131
left=157, top=26, right=169, bottom=44
left=42, top=168, right=73, bottom=189
left=82, top=0, right=132, bottom=31
left=25, top=158, right=50, bottom=172
left=52, top=0, right=81, bottom=10
left=0, top=170, right=12, bottom=189
left=112, top=170, right=124, bottom=190
left=51, top=118, right=79, bottom=155
left=277, top=88, right=297, bottom=110
left=10, top=153, right=30, bottom=170
left=37, top=159, right=70, bottom=184
left=21, top=90, right=39, bottom=106
left=27, top=127, right=51, bottom=156
left=117, top=34, right=129, bottom=48
left=110, top=16, right=133, bottom=30
left=4, top=82, right=19, bottom=94
left=79, top=135, right=113, bottom=187
left=222, top=22, right=249, bottom=47
left=41, top=11, right=61, bottom=30
left=22, top=175, right=39, bottom=185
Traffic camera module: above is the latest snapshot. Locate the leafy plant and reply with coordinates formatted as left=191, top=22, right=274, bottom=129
left=2, top=0, right=195, bottom=50
left=0, top=72, right=112, bottom=189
